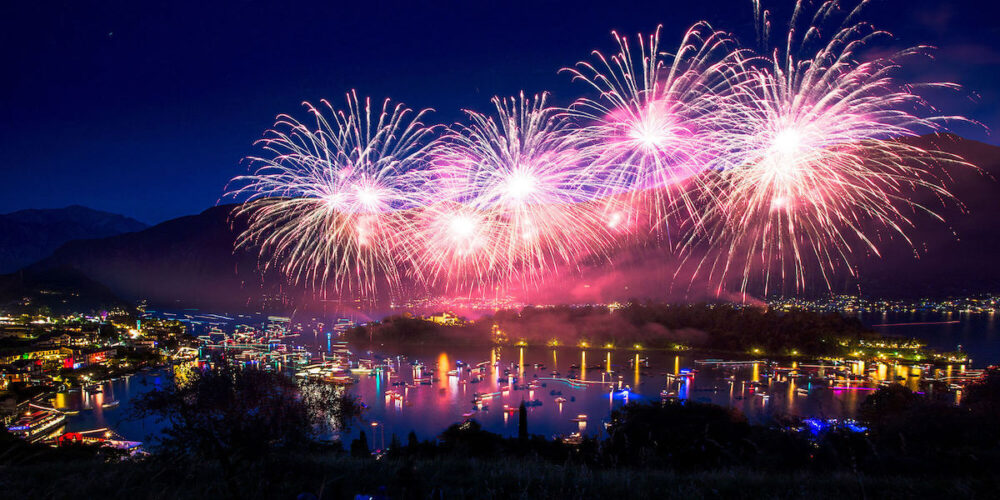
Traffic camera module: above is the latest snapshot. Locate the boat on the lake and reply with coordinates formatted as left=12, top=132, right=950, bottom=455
left=7, top=405, right=67, bottom=443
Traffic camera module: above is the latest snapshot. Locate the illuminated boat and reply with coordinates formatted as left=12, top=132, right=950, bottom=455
left=101, top=400, right=120, bottom=409
left=325, top=375, right=355, bottom=384
left=562, top=432, right=583, bottom=445
left=7, top=406, right=67, bottom=443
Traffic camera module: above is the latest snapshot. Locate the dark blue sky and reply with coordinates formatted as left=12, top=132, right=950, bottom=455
left=2, top=0, right=997, bottom=223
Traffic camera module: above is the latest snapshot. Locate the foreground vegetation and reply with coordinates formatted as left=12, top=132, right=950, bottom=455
left=3, top=365, right=1000, bottom=498
left=2, top=453, right=996, bottom=499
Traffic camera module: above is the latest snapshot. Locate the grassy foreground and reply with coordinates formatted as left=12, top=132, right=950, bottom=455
left=1, top=453, right=996, bottom=499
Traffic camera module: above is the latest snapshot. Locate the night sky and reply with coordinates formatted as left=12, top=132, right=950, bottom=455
left=2, top=0, right=997, bottom=224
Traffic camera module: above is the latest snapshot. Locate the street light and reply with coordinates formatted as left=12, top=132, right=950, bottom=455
left=371, top=421, right=384, bottom=451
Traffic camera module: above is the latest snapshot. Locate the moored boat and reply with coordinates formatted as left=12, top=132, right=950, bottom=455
left=7, top=405, right=67, bottom=443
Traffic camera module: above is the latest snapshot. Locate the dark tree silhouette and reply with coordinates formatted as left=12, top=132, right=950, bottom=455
left=351, top=430, right=370, bottom=458
left=518, top=400, right=528, bottom=441
left=131, top=362, right=360, bottom=494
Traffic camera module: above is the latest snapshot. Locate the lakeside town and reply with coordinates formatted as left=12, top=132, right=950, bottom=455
left=5, top=292, right=997, bottom=399
left=768, top=293, right=1000, bottom=315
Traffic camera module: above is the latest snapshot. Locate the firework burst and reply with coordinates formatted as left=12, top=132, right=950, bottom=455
left=685, top=0, right=972, bottom=294
left=228, top=91, right=437, bottom=296
left=410, top=92, right=612, bottom=288
left=563, top=22, right=744, bottom=238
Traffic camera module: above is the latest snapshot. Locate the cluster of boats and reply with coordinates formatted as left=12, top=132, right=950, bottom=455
left=197, top=325, right=316, bottom=370
left=657, top=358, right=979, bottom=403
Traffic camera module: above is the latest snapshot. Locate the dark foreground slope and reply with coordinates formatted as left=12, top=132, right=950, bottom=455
left=1, top=454, right=990, bottom=500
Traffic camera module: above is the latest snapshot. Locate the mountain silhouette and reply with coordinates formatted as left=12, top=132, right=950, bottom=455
left=0, top=205, right=147, bottom=273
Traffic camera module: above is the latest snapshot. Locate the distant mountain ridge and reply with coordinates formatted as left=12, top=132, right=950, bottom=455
left=0, top=205, right=148, bottom=273
left=23, top=205, right=275, bottom=311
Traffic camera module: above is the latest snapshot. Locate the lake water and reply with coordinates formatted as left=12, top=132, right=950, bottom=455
left=53, top=368, right=173, bottom=440
left=855, top=311, right=1000, bottom=366
left=50, top=311, right=998, bottom=446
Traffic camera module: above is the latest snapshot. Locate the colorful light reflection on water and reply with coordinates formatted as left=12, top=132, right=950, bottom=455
left=339, top=344, right=955, bottom=443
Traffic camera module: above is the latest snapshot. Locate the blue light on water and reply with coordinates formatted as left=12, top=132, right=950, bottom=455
left=803, top=418, right=867, bottom=436
left=845, top=422, right=868, bottom=433
left=803, top=418, right=827, bottom=436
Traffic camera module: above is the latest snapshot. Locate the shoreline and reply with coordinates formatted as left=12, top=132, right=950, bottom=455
left=346, top=339, right=970, bottom=368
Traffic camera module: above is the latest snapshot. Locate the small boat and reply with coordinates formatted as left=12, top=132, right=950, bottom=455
left=554, top=396, right=567, bottom=403
left=570, top=414, right=588, bottom=423
left=101, top=400, right=120, bottom=409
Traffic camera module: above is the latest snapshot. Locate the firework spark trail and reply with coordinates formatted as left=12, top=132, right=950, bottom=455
left=227, top=90, right=437, bottom=296
left=408, top=92, right=615, bottom=288
left=683, top=0, right=973, bottom=295
left=562, top=22, right=747, bottom=240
